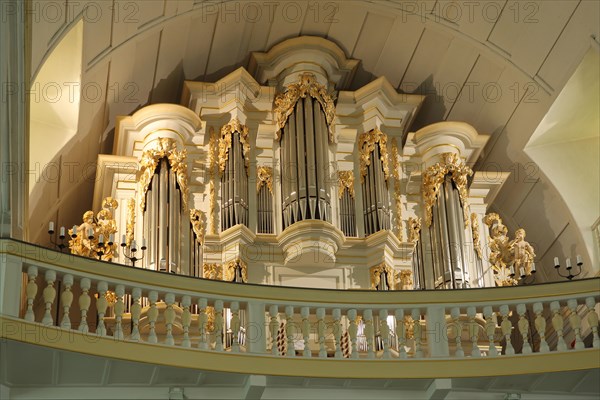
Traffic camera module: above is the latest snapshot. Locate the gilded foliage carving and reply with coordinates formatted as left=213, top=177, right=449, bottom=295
left=256, top=166, right=274, bottom=194
left=471, top=213, right=483, bottom=260
left=408, top=217, right=422, bottom=245
left=126, top=198, right=135, bottom=246
left=202, top=263, right=223, bottom=281
left=273, top=72, right=336, bottom=143
left=68, top=197, right=118, bottom=261
left=190, top=209, right=206, bottom=244
left=224, top=259, right=248, bottom=283
left=395, top=270, right=414, bottom=290
left=337, top=170, right=355, bottom=199
left=218, top=118, right=250, bottom=175
left=369, top=262, right=395, bottom=290
left=358, top=127, right=390, bottom=183
left=208, top=128, right=218, bottom=235
left=391, top=138, right=404, bottom=241
left=422, top=152, right=472, bottom=228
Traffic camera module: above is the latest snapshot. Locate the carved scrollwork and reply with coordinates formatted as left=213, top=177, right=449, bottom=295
left=273, top=72, right=336, bottom=143
left=337, top=170, right=355, bottom=199
left=218, top=118, right=250, bottom=175
left=358, top=127, right=390, bottom=183
left=202, top=263, right=223, bottom=281
left=257, top=166, right=274, bottom=194
left=224, top=259, right=248, bottom=283
left=471, top=213, right=483, bottom=260
left=391, top=138, right=404, bottom=241
left=369, top=262, right=395, bottom=290
left=208, top=128, right=218, bottom=235
left=395, top=269, right=414, bottom=290
left=190, top=209, right=206, bottom=245
left=138, top=138, right=189, bottom=211
left=126, top=198, right=135, bottom=246
left=408, top=217, right=422, bottom=246
left=422, top=152, right=472, bottom=228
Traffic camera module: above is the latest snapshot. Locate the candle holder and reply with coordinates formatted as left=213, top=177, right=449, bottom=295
left=120, top=239, right=147, bottom=267
left=554, top=256, right=583, bottom=281
left=89, top=233, right=115, bottom=261
left=47, top=223, right=68, bottom=252
left=509, top=263, right=536, bottom=286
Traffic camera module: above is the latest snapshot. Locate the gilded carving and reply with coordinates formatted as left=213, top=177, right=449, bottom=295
left=337, top=170, right=355, bottom=199
left=68, top=197, right=118, bottom=261
left=358, top=127, right=390, bottom=183
left=126, top=198, right=135, bottom=246
left=408, top=217, right=422, bottom=245
left=208, top=128, right=218, bottom=235
left=470, top=213, right=483, bottom=260
left=369, top=262, right=395, bottom=290
left=138, top=138, right=188, bottom=211
left=395, top=269, right=414, bottom=290
left=273, top=72, right=336, bottom=143
left=202, top=263, right=223, bottom=280
left=391, top=138, right=404, bottom=241
left=257, top=166, right=274, bottom=194
left=224, top=259, right=248, bottom=283
left=190, top=209, right=206, bottom=244
left=218, top=118, right=250, bottom=175
left=422, top=152, right=472, bottom=228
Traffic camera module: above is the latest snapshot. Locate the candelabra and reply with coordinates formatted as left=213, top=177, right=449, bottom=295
left=47, top=222, right=68, bottom=252
left=120, top=235, right=147, bottom=267
left=86, top=229, right=115, bottom=261
left=513, top=263, right=536, bottom=285
left=554, top=256, right=583, bottom=281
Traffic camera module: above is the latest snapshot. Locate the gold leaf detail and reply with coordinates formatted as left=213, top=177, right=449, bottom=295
left=257, top=166, right=274, bottom=194
left=218, top=118, right=250, bottom=175
left=358, top=127, right=390, bottom=183
left=337, top=170, right=355, bottom=199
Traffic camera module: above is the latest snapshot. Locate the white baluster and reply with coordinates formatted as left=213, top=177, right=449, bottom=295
left=164, top=293, right=176, bottom=346
left=483, top=306, right=498, bottom=357
left=412, top=309, right=423, bottom=358
left=95, top=281, right=108, bottom=335
left=181, top=295, right=192, bottom=348
left=269, top=305, right=279, bottom=355
left=24, top=266, right=38, bottom=322
left=333, top=308, right=343, bottom=359
left=533, top=302, right=549, bottom=353
left=364, top=309, right=375, bottom=359
left=42, top=270, right=57, bottom=326
left=394, top=309, right=407, bottom=359
left=499, top=305, right=514, bottom=355
left=550, top=301, right=567, bottom=351
left=285, top=306, right=295, bottom=357
left=379, top=309, right=391, bottom=359
left=347, top=309, right=359, bottom=359
left=113, top=285, right=125, bottom=340
left=516, top=304, right=531, bottom=354
left=300, top=306, right=311, bottom=357
left=198, top=298, right=209, bottom=350
left=585, top=297, right=599, bottom=348
left=147, top=290, right=158, bottom=343
left=467, top=306, right=481, bottom=357
left=214, top=300, right=224, bottom=351
left=130, top=288, right=142, bottom=341
left=60, top=274, right=73, bottom=329
left=78, top=278, right=91, bottom=333
left=450, top=307, right=464, bottom=357
left=230, top=301, right=240, bottom=352
left=316, top=307, right=327, bottom=358
left=567, top=299, right=584, bottom=350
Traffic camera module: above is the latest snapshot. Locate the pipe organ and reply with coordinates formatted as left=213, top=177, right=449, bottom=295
left=91, top=36, right=523, bottom=291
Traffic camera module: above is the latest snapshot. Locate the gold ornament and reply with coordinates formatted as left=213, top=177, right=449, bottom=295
left=369, top=262, right=395, bottom=290
left=68, top=197, right=118, bottom=261
left=273, top=72, right=336, bottom=143
left=218, top=118, right=250, bottom=175
left=422, top=152, right=472, bottom=228
left=190, top=209, right=206, bottom=244
left=337, top=170, right=355, bottom=199
left=208, top=128, right=218, bottom=235
left=470, top=213, right=483, bottom=260
left=126, top=198, right=135, bottom=246
left=257, top=166, right=274, bottom=194
left=395, top=270, right=414, bottom=290
left=202, top=263, right=223, bottom=280
left=138, top=138, right=188, bottom=211
left=391, top=138, right=404, bottom=241
left=408, top=217, right=422, bottom=245
left=358, top=127, right=390, bottom=183
left=509, top=228, right=536, bottom=276
left=224, top=259, right=248, bottom=283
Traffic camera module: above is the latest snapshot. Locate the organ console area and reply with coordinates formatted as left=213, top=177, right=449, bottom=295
left=74, top=36, right=531, bottom=291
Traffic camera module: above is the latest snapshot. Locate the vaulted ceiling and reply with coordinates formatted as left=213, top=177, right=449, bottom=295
left=28, top=0, right=600, bottom=278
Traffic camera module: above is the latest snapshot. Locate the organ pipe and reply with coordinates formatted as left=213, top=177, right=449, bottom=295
left=221, top=129, right=249, bottom=231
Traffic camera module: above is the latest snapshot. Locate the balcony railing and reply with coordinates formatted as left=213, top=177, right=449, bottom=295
left=0, top=239, right=599, bottom=379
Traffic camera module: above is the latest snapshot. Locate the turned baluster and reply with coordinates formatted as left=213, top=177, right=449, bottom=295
left=516, top=304, right=531, bottom=354
left=214, top=300, right=224, bottom=351
left=347, top=309, right=359, bottom=359
left=147, top=290, right=159, bottom=344
left=533, top=302, right=549, bottom=353
left=300, top=307, right=311, bottom=357
left=395, top=309, right=407, bottom=359
left=550, top=301, right=567, bottom=351
left=198, top=298, right=209, bottom=350
left=499, top=305, right=514, bottom=355
left=95, top=281, right=108, bottom=335
left=364, top=309, right=375, bottom=359
left=332, top=308, right=343, bottom=359
left=585, top=297, right=599, bottom=348
left=450, top=307, right=464, bottom=357
left=164, top=293, right=176, bottom=346
left=567, top=299, right=584, bottom=350
left=59, top=274, right=74, bottom=329
left=379, top=309, right=391, bottom=359
left=113, top=285, right=125, bottom=340
left=24, top=266, right=38, bottom=322
left=316, top=307, right=327, bottom=358
left=78, top=278, right=91, bottom=332
left=284, top=306, right=295, bottom=357
left=130, top=288, right=142, bottom=341
left=483, top=306, right=498, bottom=357
left=269, top=305, right=279, bottom=355
left=42, top=270, right=57, bottom=326
left=230, top=301, right=240, bottom=352
left=467, top=306, right=481, bottom=357
left=412, top=309, right=423, bottom=358
left=181, top=295, right=192, bottom=348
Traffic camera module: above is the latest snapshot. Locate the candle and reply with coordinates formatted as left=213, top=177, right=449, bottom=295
left=59, top=226, right=65, bottom=237
left=87, top=228, right=93, bottom=239
left=510, top=265, right=515, bottom=275
left=108, top=234, right=114, bottom=244
left=72, top=225, right=77, bottom=237
left=566, top=258, right=572, bottom=269
left=131, top=240, right=137, bottom=251
left=531, top=263, right=536, bottom=272
left=98, top=234, right=104, bottom=244
left=121, top=234, right=126, bottom=246
left=519, top=267, right=525, bottom=277
left=554, top=257, right=559, bottom=266
left=48, top=221, right=54, bottom=233
left=576, top=255, right=583, bottom=265
left=142, top=238, right=147, bottom=249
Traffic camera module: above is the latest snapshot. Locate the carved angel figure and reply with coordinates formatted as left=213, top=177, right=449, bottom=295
left=509, top=228, right=536, bottom=275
